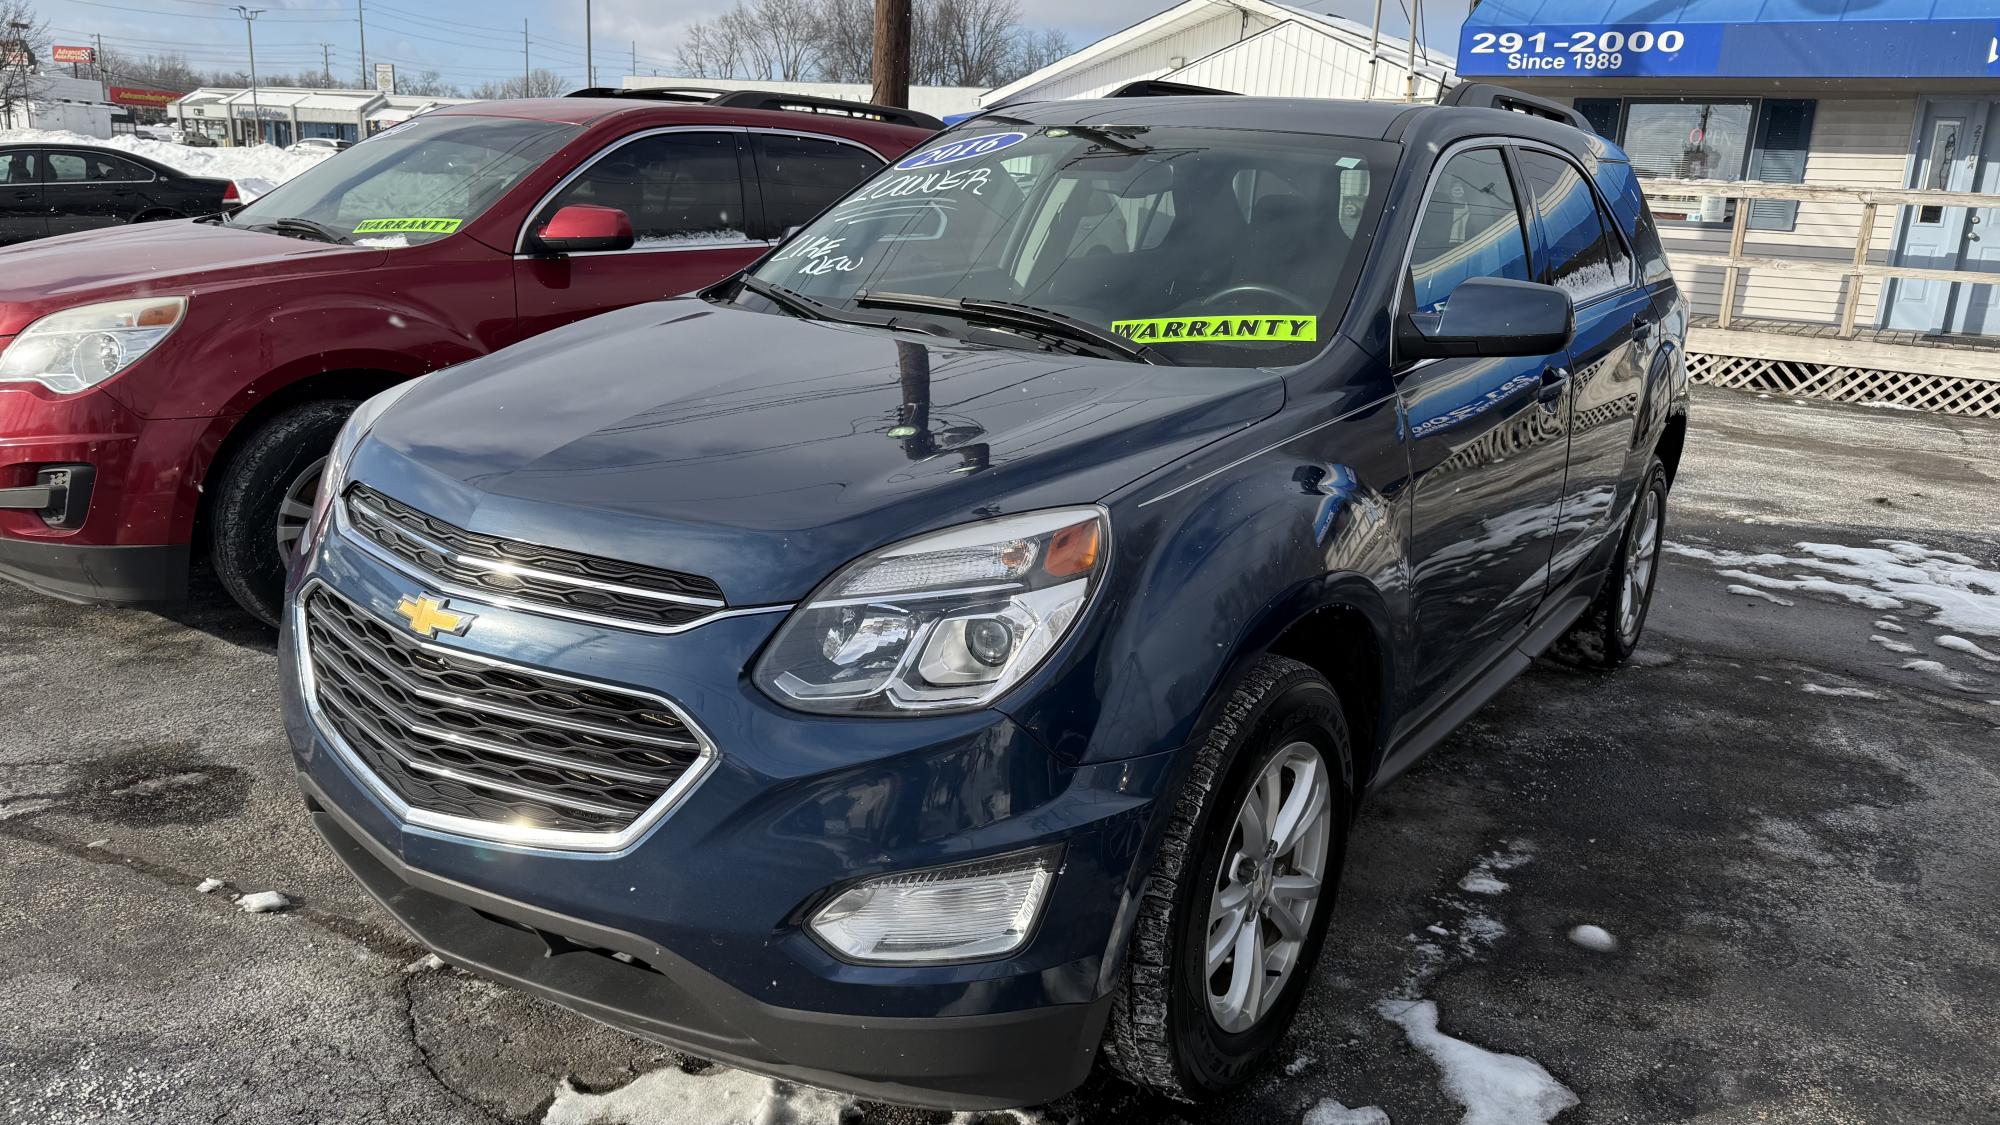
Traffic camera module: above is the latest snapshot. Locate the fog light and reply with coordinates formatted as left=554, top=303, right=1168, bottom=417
left=809, top=845, right=1063, bottom=964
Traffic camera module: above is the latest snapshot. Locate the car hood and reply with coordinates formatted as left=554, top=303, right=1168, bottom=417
left=0, top=221, right=381, bottom=334
left=349, top=299, right=1285, bottom=605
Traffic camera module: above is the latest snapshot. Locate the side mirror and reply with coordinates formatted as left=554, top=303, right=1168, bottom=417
left=532, top=204, right=634, bottom=255
left=1396, top=276, right=1574, bottom=361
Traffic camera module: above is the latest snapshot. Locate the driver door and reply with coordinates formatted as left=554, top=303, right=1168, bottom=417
left=1397, top=146, right=1570, bottom=703
left=513, top=128, right=770, bottom=339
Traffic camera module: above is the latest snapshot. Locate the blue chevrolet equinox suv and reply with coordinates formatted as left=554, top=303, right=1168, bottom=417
left=281, top=83, right=1688, bottom=1108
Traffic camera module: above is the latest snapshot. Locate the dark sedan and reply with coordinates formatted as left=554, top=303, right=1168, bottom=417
left=0, top=144, right=238, bottom=245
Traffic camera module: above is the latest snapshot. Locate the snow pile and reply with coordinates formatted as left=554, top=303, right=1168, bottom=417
left=195, top=877, right=225, bottom=894
left=1377, top=999, right=1578, bottom=1125
left=1802, top=684, right=1883, bottom=700
left=1567, top=924, right=1618, bottom=953
left=1726, top=584, right=1792, bottom=606
left=1938, top=636, right=2000, bottom=665
left=542, top=1067, right=854, bottom=1125
left=0, top=129, right=332, bottom=199
left=1869, top=635, right=1918, bottom=655
left=234, top=890, right=290, bottom=913
left=1304, top=1099, right=1392, bottom=1125
left=1900, top=659, right=1989, bottom=693
left=402, top=953, right=446, bottom=974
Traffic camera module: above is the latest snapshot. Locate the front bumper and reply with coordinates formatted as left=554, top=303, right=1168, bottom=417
left=308, top=786, right=1113, bottom=1109
left=283, top=516, right=1180, bottom=1108
left=0, top=535, right=189, bottom=605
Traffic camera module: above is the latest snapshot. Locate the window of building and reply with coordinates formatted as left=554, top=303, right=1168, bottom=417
left=1570, top=97, right=1817, bottom=233
left=1408, top=147, right=1532, bottom=315
left=548, top=130, right=749, bottom=248
left=1516, top=149, right=1630, bottom=304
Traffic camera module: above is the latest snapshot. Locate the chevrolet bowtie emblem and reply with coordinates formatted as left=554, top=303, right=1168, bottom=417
left=396, top=595, right=473, bottom=639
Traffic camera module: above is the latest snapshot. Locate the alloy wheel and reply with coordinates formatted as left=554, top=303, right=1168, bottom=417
left=1205, top=740, right=1334, bottom=1035
left=274, top=455, right=327, bottom=560
left=1618, top=486, right=1662, bottom=643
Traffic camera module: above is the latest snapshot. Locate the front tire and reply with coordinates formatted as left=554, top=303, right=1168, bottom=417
left=1555, top=457, right=1668, bottom=668
left=210, top=400, right=357, bottom=625
left=1100, top=655, right=1354, bottom=1101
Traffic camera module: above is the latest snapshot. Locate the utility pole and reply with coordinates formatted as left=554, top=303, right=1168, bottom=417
left=871, top=0, right=910, bottom=109
left=1365, top=0, right=1383, bottom=98
left=357, top=0, right=367, bottom=89
left=630, top=40, right=635, bottom=83
left=1403, top=0, right=1421, bottom=102
left=232, top=6, right=265, bottom=145
left=522, top=19, right=529, bottom=91
left=319, top=42, right=334, bottom=85
left=583, top=0, right=593, bottom=87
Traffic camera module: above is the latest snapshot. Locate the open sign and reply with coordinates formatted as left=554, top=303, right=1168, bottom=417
left=893, top=131, right=1028, bottom=171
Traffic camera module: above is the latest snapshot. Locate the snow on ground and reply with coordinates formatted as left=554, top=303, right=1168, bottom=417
left=1938, top=635, right=2000, bottom=665
left=1899, top=660, right=1990, bottom=694
left=1869, top=635, right=1918, bottom=655
left=1567, top=925, right=1618, bottom=953
left=1875, top=618, right=1907, bottom=633
left=0, top=129, right=331, bottom=199
left=1377, top=999, right=1578, bottom=1125
left=233, top=891, right=289, bottom=913
left=194, top=877, right=224, bottom=894
left=402, top=953, right=445, bottom=974
left=1304, top=1099, right=1393, bottom=1125
left=541, top=1067, right=855, bottom=1125
left=1726, top=584, right=1793, bottom=606
left=1803, top=684, right=1884, bottom=700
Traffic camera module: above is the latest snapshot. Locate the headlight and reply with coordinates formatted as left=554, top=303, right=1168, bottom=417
left=754, top=507, right=1106, bottom=714
left=809, top=845, right=1062, bottom=963
left=299, top=379, right=422, bottom=557
left=0, top=297, right=188, bottom=394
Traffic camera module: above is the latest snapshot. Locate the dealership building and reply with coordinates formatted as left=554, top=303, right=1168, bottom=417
left=1461, top=0, right=2000, bottom=415
left=170, top=87, right=469, bottom=147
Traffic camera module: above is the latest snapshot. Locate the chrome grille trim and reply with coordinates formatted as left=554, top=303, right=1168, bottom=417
left=334, top=501, right=791, bottom=636
left=307, top=594, right=699, bottom=751
left=295, top=580, right=717, bottom=853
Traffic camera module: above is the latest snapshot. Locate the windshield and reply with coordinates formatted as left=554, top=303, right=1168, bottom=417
left=232, top=115, right=580, bottom=247
left=747, top=125, right=1396, bottom=366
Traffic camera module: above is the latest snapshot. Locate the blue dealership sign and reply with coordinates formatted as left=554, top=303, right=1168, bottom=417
left=1461, top=23, right=1721, bottom=78
left=1460, top=1, right=2000, bottom=81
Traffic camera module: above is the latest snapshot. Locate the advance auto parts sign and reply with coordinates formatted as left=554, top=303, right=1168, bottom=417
left=1111, top=315, right=1317, bottom=344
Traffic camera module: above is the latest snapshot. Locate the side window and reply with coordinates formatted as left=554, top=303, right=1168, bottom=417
left=95, top=154, right=155, bottom=181
left=0, top=150, right=37, bottom=185
left=545, top=131, right=747, bottom=248
left=1516, top=149, right=1630, bottom=304
left=45, top=153, right=91, bottom=183
left=753, top=133, right=883, bottom=235
left=1408, top=147, right=1532, bottom=315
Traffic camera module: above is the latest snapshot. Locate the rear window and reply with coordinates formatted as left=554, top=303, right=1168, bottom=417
left=232, top=116, right=581, bottom=247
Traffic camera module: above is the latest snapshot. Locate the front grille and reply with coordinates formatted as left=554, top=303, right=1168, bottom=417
left=302, top=586, right=707, bottom=839
left=343, top=484, right=725, bottom=631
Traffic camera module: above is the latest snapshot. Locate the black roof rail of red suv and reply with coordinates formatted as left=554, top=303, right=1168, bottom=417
left=1439, top=82, right=1593, bottom=133
left=564, top=85, right=942, bottom=131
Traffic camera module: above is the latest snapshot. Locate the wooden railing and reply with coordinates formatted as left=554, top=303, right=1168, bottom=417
left=1637, top=178, right=2000, bottom=338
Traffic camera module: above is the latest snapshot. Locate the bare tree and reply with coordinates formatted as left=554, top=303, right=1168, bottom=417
left=397, top=69, right=459, bottom=97
left=0, top=0, right=51, bottom=130
left=668, top=0, right=1067, bottom=88
left=469, top=68, right=567, bottom=99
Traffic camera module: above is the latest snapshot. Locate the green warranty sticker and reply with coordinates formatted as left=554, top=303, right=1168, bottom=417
left=1110, top=315, right=1317, bottom=343
left=352, top=217, right=464, bottom=235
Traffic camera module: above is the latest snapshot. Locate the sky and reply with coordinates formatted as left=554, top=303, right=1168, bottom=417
left=28, top=0, right=1468, bottom=95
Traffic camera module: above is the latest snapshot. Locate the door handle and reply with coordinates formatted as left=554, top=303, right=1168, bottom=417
left=1536, top=365, right=1569, bottom=408
left=1633, top=316, right=1654, bottom=340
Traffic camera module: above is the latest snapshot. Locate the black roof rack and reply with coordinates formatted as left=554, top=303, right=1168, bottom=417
left=1439, top=82, right=1592, bottom=133
left=1106, top=79, right=1240, bottom=99
left=564, top=85, right=941, bottom=130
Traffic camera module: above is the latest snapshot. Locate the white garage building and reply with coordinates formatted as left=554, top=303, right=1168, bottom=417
left=979, top=0, right=1455, bottom=108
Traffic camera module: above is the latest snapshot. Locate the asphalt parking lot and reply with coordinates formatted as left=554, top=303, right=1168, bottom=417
left=3, top=386, right=1997, bottom=1125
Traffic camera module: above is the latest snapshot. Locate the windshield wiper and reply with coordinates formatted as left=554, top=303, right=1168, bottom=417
left=247, top=216, right=352, bottom=245
left=738, top=274, right=839, bottom=322
left=853, top=291, right=1169, bottom=365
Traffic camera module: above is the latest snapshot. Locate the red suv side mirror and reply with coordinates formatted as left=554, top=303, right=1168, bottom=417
left=534, top=204, right=634, bottom=255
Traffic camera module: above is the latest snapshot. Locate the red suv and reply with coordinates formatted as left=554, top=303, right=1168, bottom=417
left=0, top=90, right=933, bottom=622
